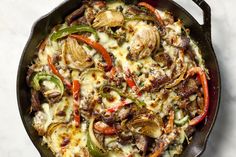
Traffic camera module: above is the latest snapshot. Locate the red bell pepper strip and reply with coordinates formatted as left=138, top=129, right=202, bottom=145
left=70, top=35, right=112, bottom=71
left=149, top=142, right=164, bottom=157
left=106, top=100, right=129, bottom=113
left=94, top=121, right=117, bottom=135
left=187, top=67, right=209, bottom=126
left=138, top=2, right=164, bottom=26
left=164, top=110, right=174, bottom=134
left=47, top=55, right=72, bottom=89
left=72, top=80, right=81, bottom=127
left=124, top=69, right=141, bottom=96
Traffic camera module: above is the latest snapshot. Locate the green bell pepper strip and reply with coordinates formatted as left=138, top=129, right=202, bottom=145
left=31, top=72, right=64, bottom=98
left=100, top=85, right=146, bottom=107
left=50, top=25, right=99, bottom=41
left=87, top=133, right=107, bottom=157
left=174, top=115, right=189, bottom=126
left=87, top=117, right=107, bottom=157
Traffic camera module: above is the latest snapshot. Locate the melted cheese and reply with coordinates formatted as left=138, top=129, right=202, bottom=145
left=38, top=40, right=60, bottom=65
left=45, top=123, right=87, bottom=157
left=80, top=68, right=106, bottom=96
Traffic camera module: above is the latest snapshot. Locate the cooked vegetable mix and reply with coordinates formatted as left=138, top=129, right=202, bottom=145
left=28, top=1, right=209, bottom=156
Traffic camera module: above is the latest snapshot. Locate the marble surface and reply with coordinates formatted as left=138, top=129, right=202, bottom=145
left=0, top=0, right=235, bottom=156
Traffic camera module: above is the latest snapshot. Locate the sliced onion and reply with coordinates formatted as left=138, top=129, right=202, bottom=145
left=46, top=123, right=66, bottom=138
left=127, top=114, right=163, bottom=138
left=102, top=90, right=121, bottom=108
left=165, top=64, right=187, bottom=88
left=62, top=37, right=94, bottom=70
left=89, top=117, right=105, bottom=152
left=93, top=10, right=124, bottom=28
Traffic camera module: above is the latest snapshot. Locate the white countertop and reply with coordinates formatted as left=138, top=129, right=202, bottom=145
left=0, top=0, right=235, bottom=156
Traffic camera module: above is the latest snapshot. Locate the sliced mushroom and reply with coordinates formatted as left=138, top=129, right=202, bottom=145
left=62, top=37, right=94, bottom=70
left=128, top=25, right=160, bottom=60
left=93, top=10, right=124, bottom=28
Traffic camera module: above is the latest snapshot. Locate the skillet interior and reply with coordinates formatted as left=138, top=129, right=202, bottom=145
left=17, top=0, right=221, bottom=156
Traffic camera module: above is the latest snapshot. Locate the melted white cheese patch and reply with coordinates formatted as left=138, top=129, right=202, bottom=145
left=32, top=2, right=207, bottom=156
left=45, top=123, right=87, bottom=157
left=80, top=68, right=106, bottom=96
left=38, top=40, right=60, bottom=65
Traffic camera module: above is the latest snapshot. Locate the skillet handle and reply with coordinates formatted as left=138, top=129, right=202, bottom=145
left=192, top=0, right=212, bottom=42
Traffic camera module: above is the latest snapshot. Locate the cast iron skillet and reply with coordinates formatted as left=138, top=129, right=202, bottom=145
left=17, top=0, right=221, bottom=156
